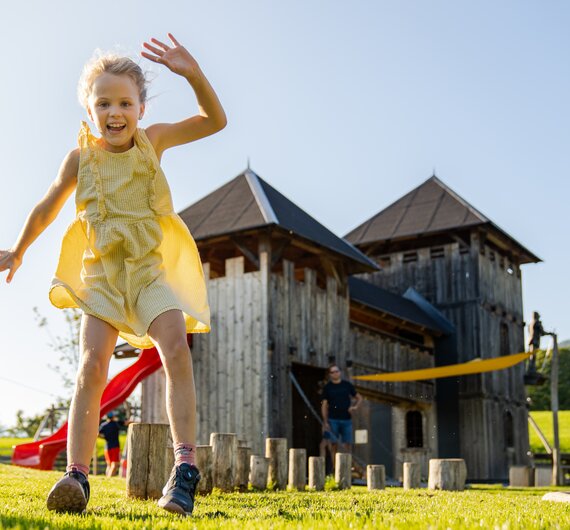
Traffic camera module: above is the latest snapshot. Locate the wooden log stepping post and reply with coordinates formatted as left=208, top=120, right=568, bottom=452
left=335, top=453, right=352, bottom=490
left=403, top=462, right=420, bottom=490
left=509, top=465, right=534, bottom=487
left=195, top=445, right=213, bottom=494
left=126, top=423, right=171, bottom=499
left=367, top=465, right=386, bottom=490
left=266, top=438, right=288, bottom=490
left=288, top=448, right=307, bottom=491
left=308, top=456, right=325, bottom=491
left=249, top=455, right=270, bottom=489
left=236, top=446, right=252, bottom=489
left=428, top=459, right=467, bottom=491
left=210, top=433, right=238, bottom=491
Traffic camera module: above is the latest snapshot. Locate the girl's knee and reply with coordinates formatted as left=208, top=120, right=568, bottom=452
left=161, top=338, right=192, bottom=370
left=77, top=354, right=109, bottom=388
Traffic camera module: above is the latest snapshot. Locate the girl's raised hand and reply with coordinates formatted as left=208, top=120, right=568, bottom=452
left=0, top=250, right=22, bottom=284
left=141, top=33, right=201, bottom=80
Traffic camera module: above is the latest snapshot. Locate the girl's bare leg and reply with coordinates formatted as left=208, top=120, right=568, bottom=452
left=67, top=314, right=118, bottom=467
left=148, top=309, right=195, bottom=444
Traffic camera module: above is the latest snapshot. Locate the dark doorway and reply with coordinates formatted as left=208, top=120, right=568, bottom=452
left=291, top=363, right=327, bottom=458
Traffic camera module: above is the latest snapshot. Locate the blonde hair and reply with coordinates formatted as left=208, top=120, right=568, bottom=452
left=78, top=52, right=149, bottom=108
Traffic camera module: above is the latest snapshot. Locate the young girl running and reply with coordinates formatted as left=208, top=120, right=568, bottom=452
left=0, top=33, right=226, bottom=516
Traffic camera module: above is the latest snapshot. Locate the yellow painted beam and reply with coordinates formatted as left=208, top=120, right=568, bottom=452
left=353, top=351, right=531, bottom=382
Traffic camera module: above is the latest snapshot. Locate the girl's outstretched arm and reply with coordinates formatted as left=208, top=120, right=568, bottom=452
left=0, top=149, right=78, bottom=283
left=141, top=33, right=227, bottom=157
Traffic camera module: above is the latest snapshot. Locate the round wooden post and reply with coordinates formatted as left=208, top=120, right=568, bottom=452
left=308, top=456, right=325, bottom=491
left=403, top=462, right=420, bottom=490
left=236, top=446, right=252, bottom=489
left=249, top=455, right=270, bottom=489
left=367, top=465, right=386, bottom=490
left=288, top=448, right=307, bottom=491
left=265, top=438, right=288, bottom=490
left=428, top=459, right=467, bottom=491
left=126, top=423, right=171, bottom=499
left=195, top=445, right=213, bottom=494
left=210, top=433, right=238, bottom=491
left=335, top=453, right=352, bottom=490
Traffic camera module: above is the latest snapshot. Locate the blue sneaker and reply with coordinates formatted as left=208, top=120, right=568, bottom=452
left=158, top=463, right=200, bottom=515
left=46, top=470, right=90, bottom=513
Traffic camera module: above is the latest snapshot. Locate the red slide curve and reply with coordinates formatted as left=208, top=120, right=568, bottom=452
left=12, top=347, right=163, bottom=470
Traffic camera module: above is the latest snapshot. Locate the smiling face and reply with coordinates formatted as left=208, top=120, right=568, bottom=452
left=87, top=72, right=145, bottom=153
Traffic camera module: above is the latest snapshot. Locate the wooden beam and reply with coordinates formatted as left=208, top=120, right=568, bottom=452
left=271, top=238, right=291, bottom=267
left=230, top=236, right=260, bottom=268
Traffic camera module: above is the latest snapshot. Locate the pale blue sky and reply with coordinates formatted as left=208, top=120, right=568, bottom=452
left=0, top=1, right=568, bottom=429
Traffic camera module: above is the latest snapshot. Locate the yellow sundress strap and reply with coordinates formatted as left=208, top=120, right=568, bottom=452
left=134, top=128, right=160, bottom=215
left=78, top=121, right=107, bottom=221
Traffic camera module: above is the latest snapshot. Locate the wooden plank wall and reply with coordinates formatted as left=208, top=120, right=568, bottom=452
left=191, top=255, right=269, bottom=456
left=266, top=261, right=351, bottom=443
left=349, top=327, right=435, bottom=403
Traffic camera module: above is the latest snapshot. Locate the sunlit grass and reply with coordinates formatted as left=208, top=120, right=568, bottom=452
left=1, top=464, right=570, bottom=529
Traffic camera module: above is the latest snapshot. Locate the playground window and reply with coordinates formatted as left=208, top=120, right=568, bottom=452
left=430, top=247, right=444, bottom=259
left=403, top=251, right=418, bottom=264
left=405, top=410, right=423, bottom=448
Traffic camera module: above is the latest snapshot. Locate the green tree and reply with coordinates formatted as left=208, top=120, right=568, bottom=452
left=526, top=347, right=570, bottom=410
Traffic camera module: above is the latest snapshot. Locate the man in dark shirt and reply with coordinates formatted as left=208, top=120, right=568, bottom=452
left=321, top=364, right=363, bottom=457
left=98, top=412, right=122, bottom=477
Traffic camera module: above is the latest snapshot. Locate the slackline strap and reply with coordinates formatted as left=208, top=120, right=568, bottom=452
left=353, top=351, right=531, bottom=382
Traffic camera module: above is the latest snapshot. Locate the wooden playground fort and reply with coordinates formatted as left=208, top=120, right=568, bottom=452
left=136, top=170, right=542, bottom=483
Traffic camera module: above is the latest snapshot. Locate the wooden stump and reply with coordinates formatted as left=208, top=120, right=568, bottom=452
left=367, top=465, right=386, bottom=490
left=335, top=453, right=352, bottom=490
left=288, top=449, right=307, bottom=491
left=126, top=423, right=171, bottom=499
left=265, top=438, right=288, bottom=490
left=535, top=466, right=552, bottom=487
left=195, top=445, right=213, bottom=494
left=249, top=455, right=269, bottom=489
left=403, top=462, right=420, bottom=490
left=236, top=446, right=252, bottom=489
left=509, top=465, right=534, bottom=487
left=308, top=456, right=325, bottom=491
left=209, top=433, right=238, bottom=491
left=428, top=459, right=467, bottom=491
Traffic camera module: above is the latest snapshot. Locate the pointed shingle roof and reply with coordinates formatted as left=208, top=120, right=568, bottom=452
left=345, top=176, right=540, bottom=263
left=178, top=169, right=379, bottom=271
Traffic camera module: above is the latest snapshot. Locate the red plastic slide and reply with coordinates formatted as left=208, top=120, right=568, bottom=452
left=12, top=347, right=163, bottom=470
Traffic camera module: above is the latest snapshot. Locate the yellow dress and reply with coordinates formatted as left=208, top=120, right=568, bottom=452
left=49, top=122, right=210, bottom=348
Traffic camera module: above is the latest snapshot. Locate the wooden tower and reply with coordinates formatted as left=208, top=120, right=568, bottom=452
left=345, top=176, right=541, bottom=480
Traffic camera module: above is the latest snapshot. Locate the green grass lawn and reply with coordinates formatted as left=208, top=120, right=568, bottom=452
left=0, top=438, right=32, bottom=459
left=529, top=410, right=570, bottom=453
left=1, top=464, right=569, bottom=530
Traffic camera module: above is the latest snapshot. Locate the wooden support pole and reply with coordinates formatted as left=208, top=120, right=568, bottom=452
left=335, top=453, right=352, bottom=490
left=236, top=446, right=252, bottom=489
left=265, top=438, right=288, bottom=490
left=403, top=462, right=420, bottom=490
left=195, top=445, right=213, bottom=494
left=126, top=423, right=171, bottom=499
left=308, top=456, right=325, bottom=491
left=288, top=448, right=307, bottom=491
left=428, top=459, right=467, bottom=491
left=209, top=433, right=238, bottom=492
left=367, top=465, right=386, bottom=490
left=249, top=455, right=269, bottom=489
left=550, top=334, right=562, bottom=486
